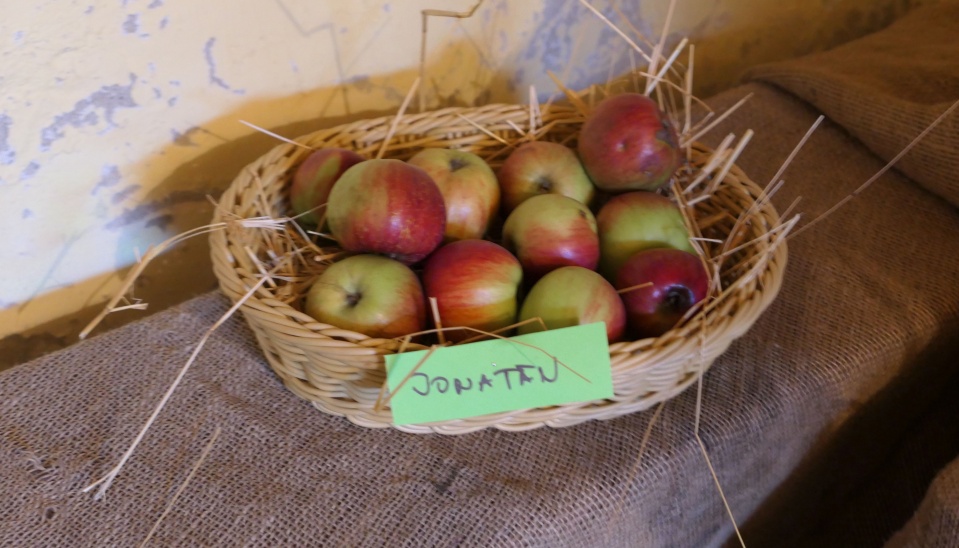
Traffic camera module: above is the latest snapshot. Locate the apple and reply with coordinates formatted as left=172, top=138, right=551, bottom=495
left=327, top=159, right=446, bottom=265
left=407, top=148, right=500, bottom=242
left=596, top=191, right=695, bottom=280
left=421, top=239, right=523, bottom=342
left=289, top=147, right=366, bottom=226
left=615, top=248, right=709, bottom=338
left=502, top=193, right=600, bottom=282
left=304, top=254, right=426, bottom=339
left=518, top=266, right=626, bottom=343
left=497, top=141, right=595, bottom=211
left=577, top=93, right=682, bottom=192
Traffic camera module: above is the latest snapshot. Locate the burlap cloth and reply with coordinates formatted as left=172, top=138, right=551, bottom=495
left=745, top=2, right=959, bottom=209
left=3, top=5, right=959, bottom=546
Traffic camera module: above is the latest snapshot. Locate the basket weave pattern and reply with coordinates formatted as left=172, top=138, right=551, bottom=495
left=210, top=102, right=787, bottom=434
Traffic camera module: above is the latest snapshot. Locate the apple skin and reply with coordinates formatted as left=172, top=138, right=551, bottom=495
left=497, top=141, right=596, bottom=212
left=407, top=148, right=500, bottom=242
left=502, top=193, right=600, bottom=282
left=421, top=239, right=523, bottom=342
left=327, top=159, right=446, bottom=265
left=518, top=266, right=626, bottom=343
left=615, top=248, right=709, bottom=338
left=577, top=93, right=682, bottom=192
left=304, top=254, right=427, bottom=339
left=289, top=147, right=365, bottom=226
left=596, top=191, right=695, bottom=280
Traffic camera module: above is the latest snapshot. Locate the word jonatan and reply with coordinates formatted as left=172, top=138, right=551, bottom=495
left=409, top=359, right=560, bottom=397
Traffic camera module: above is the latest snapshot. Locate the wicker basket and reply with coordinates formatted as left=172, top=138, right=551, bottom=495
left=209, top=100, right=788, bottom=434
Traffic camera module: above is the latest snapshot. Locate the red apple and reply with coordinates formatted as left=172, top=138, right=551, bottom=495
left=497, top=141, right=595, bottom=211
left=407, top=148, right=500, bottom=242
left=615, top=248, right=709, bottom=338
left=518, top=266, right=626, bottom=343
left=596, top=191, right=695, bottom=280
left=304, top=254, right=426, bottom=339
left=421, top=239, right=523, bottom=342
left=502, top=193, right=600, bottom=281
left=289, top=147, right=365, bottom=226
left=327, top=159, right=446, bottom=265
left=577, top=93, right=682, bottom=192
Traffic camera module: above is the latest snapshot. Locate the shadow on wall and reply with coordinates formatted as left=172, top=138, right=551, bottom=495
left=1, top=41, right=522, bottom=369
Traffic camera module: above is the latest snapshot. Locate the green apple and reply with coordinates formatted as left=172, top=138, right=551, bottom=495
left=518, top=266, right=626, bottom=343
left=596, top=191, right=695, bottom=280
left=407, top=148, right=500, bottom=242
left=304, top=254, right=426, bottom=339
left=497, top=141, right=595, bottom=211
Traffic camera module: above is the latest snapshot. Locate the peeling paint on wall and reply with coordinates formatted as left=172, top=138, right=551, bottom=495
left=122, top=14, right=139, bottom=34
left=0, top=115, right=14, bottom=166
left=39, top=75, right=138, bottom=151
left=203, top=38, right=244, bottom=95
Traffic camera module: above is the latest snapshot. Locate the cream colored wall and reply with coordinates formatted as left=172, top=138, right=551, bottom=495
left=0, top=0, right=937, bottom=344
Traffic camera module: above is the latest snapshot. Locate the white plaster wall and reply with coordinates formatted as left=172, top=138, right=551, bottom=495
left=0, top=0, right=937, bottom=341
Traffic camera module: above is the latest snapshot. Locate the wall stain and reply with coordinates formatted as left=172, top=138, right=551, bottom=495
left=0, top=114, right=14, bottom=165
left=110, top=184, right=141, bottom=205
left=122, top=14, right=139, bottom=34
left=91, top=164, right=121, bottom=195
left=204, top=38, right=245, bottom=95
left=19, top=161, right=39, bottom=181
left=39, top=74, right=138, bottom=151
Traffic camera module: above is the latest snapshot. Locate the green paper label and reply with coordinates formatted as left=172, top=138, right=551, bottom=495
left=384, top=322, right=613, bottom=426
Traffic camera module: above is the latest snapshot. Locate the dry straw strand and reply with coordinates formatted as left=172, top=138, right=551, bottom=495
left=789, top=98, right=959, bottom=240
left=79, top=222, right=229, bottom=340
left=238, top=120, right=312, bottom=150
left=419, top=0, right=485, bottom=112
left=645, top=0, right=678, bottom=95
left=83, top=266, right=279, bottom=499
left=376, top=77, right=421, bottom=160
left=139, top=426, right=222, bottom=548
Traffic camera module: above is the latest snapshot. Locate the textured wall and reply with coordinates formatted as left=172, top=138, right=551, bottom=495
left=0, top=0, right=938, bottom=349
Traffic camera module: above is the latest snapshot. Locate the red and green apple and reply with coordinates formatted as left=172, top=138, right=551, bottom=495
left=326, top=159, right=446, bottom=265
left=421, top=239, right=523, bottom=342
left=502, top=193, right=600, bottom=281
left=596, top=191, right=695, bottom=280
left=407, top=148, right=500, bottom=242
left=577, top=93, right=682, bottom=192
left=289, top=147, right=365, bottom=226
left=304, top=254, right=427, bottom=339
left=518, top=266, right=626, bottom=343
left=497, top=141, right=595, bottom=211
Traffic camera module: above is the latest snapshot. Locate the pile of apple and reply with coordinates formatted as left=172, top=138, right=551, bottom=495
left=288, top=93, right=710, bottom=345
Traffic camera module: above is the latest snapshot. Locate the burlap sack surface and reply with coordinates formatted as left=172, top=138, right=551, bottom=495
left=886, top=457, right=959, bottom=548
left=2, top=80, right=959, bottom=546
left=746, top=3, right=959, bottom=208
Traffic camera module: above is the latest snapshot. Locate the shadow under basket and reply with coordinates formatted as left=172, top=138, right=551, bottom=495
left=210, top=101, right=788, bottom=435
